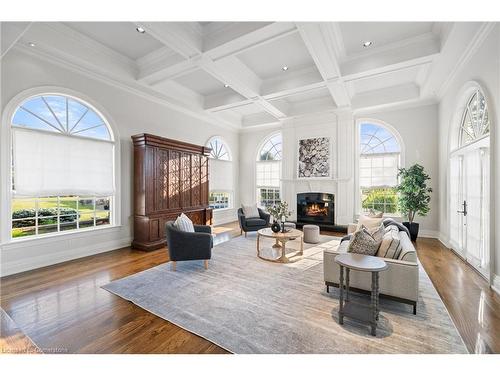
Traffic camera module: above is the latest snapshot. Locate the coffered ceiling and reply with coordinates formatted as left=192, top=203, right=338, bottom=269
left=0, top=21, right=492, bottom=130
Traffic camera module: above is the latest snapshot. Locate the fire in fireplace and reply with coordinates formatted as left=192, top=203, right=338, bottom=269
left=297, top=192, right=334, bottom=225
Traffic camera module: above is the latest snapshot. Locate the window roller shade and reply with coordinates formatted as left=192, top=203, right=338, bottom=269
left=12, top=128, right=114, bottom=196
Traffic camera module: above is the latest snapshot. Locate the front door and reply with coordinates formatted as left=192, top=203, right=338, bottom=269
left=450, top=141, right=490, bottom=278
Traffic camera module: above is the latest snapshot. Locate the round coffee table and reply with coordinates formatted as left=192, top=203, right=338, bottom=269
left=256, top=228, right=304, bottom=263
left=335, top=253, right=388, bottom=336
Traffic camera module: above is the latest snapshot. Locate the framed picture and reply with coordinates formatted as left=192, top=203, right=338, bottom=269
left=297, top=137, right=331, bottom=178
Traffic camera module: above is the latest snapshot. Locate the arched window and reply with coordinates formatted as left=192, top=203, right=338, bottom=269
left=206, top=136, right=233, bottom=210
left=10, top=94, right=115, bottom=239
left=359, top=122, right=401, bottom=214
left=256, top=133, right=282, bottom=207
left=207, top=137, right=231, bottom=161
left=459, top=89, right=490, bottom=146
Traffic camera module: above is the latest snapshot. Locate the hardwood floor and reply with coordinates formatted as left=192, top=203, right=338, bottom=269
left=1, top=222, right=499, bottom=353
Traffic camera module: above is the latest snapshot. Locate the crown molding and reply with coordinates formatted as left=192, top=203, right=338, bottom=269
left=437, top=22, right=497, bottom=99
left=12, top=44, right=240, bottom=131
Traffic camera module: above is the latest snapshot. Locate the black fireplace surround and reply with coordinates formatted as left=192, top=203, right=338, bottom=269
left=296, top=192, right=335, bottom=225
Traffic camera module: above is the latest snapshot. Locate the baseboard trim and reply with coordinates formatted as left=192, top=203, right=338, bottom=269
left=418, top=230, right=441, bottom=239
left=1, top=236, right=132, bottom=277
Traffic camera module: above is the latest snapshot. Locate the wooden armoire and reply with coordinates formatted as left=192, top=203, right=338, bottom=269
left=131, top=133, right=212, bottom=250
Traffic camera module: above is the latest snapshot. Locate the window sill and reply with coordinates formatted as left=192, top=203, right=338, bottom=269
left=212, top=207, right=235, bottom=213
left=3, top=224, right=123, bottom=247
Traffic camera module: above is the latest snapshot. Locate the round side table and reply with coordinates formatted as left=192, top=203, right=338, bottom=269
left=334, top=253, right=388, bottom=336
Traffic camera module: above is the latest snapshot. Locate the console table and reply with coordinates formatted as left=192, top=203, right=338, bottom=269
left=335, top=253, right=388, bottom=336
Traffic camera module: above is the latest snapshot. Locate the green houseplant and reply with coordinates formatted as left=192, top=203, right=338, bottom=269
left=267, top=201, right=292, bottom=233
left=396, top=164, right=432, bottom=241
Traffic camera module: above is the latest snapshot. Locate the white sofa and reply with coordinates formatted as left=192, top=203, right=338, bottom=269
left=323, top=223, right=419, bottom=314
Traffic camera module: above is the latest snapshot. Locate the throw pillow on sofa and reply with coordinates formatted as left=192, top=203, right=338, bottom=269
left=241, top=203, right=260, bottom=219
left=377, top=226, right=403, bottom=259
left=174, top=213, right=195, bottom=232
left=356, top=214, right=384, bottom=231
left=347, top=226, right=383, bottom=256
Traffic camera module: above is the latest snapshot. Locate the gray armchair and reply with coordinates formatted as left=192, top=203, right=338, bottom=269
left=237, top=208, right=270, bottom=237
left=165, top=221, right=212, bottom=270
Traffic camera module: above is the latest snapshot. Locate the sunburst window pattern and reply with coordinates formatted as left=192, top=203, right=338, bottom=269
left=12, top=95, right=111, bottom=141
left=460, top=90, right=490, bottom=146
left=208, top=137, right=231, bottom=161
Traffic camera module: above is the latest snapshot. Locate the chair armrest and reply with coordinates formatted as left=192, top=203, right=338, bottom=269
left=194, top=224, right=212, bottom=234
left=258, top=208, right=270, bottom=224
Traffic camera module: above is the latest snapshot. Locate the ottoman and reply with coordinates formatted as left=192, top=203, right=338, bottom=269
left=303, top=224, right=320, bottom=243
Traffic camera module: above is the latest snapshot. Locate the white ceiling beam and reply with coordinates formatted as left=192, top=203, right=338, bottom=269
left=137, top=22, right=203, bottom=59
left=296, top=22, right=351, bottom=107
left=1, top=22, right=32, bottom=59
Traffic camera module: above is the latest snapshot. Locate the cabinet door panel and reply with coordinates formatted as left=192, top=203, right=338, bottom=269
left=180, top=153, right=192, bottom=208
left=201, top=156, right=209, bottom=206
left=168, top=150, right=181, bottom=209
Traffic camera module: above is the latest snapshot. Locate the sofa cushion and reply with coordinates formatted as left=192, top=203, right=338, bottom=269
left=357, top=214, right=384, bottom=230
left=242, top=203, right=260, bottom=219
left=347, top=227, right=382, bottom=256
left=377, top=226, right=403, bottom=259
left=246, top=218, right=267, bottom=227
left=174, top=213, right=195, bottom=232
left=397, top=232, right=417, bottom=262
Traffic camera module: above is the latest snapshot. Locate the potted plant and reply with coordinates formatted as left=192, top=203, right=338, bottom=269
left=267, top=201, right=292, bottom=233
left=396, top=164, right=432, bottom=241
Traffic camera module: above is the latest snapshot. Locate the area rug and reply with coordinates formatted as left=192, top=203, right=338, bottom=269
left=102, top=234, right=467, bottom=353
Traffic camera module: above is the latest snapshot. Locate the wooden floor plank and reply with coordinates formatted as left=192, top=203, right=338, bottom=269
left=1, top=222, right=499, bottom=353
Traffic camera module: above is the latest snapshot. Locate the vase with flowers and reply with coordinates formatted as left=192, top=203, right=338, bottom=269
left=266, top=201, right=292, bottom=233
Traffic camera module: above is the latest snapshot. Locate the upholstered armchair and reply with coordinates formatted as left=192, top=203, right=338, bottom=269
left=165, top=221, right=213, bottom=270
left=237, top=208, right=270, bottom=237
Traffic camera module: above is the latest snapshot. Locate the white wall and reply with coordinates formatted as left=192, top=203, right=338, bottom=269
left=437, top=26, right=500, bottom=288
left=0, top=48, right=239, bottom=276
left=356, top=103, right=440, bottom=235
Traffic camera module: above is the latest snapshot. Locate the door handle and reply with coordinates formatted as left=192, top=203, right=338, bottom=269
left=457, top=200, right=467, bottom=216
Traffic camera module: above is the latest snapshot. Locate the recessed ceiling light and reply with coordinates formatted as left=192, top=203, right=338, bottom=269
left=363, top=41, right=373, bottom=47
left=28, top=42, right=36, bottom=47
left=282, top=65, right=289, bottom=71
left=136, top=26, right=146, bottom=34
left=224, top=84, right=230, bottom=88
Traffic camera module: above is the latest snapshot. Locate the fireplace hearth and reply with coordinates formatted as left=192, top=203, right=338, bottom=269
left=296, top=192, right=334, bottom=225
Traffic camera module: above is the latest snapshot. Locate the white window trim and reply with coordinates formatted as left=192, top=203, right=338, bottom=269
left=354, top=118, right=405, bottom=216
left=209, top=190, right=233, bottom=210
left=206, top=135, right=232, bottom=161
left=1, top=86, right=122, bottom=245
left=253, top=131, right=282, bottom=205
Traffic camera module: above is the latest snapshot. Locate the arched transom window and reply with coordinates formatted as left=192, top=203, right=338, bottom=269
left=13, top=94, right=112, bottom=140
left=359, top=122, right=401, bottom=214
left=207, top=137, right=231, bottom=161
left=459, top=89, right=490, bottom=147
left=10, top=94, right=115, bottom=239
left=256, top=133, right=282, bottom=207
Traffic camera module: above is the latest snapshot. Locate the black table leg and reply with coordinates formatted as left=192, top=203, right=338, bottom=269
left=370, top=271, right=377, bottom=336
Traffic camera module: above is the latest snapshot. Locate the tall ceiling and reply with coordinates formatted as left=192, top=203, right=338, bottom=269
left=0, top=21, right=491, bottom=129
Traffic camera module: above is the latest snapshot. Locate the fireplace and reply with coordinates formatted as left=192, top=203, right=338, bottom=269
left=297, top=192, right=334, bottom=225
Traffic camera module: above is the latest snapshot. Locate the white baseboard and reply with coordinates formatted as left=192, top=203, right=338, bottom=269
left=1, top=236, right=132, bottom=277
left=418, top=229, right=441, bottom=239
left=492, top=275, right=500, bottom=295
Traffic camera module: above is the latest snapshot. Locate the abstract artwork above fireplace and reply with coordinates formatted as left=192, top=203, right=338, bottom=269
left=297, top=137, right=331, bottom=178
